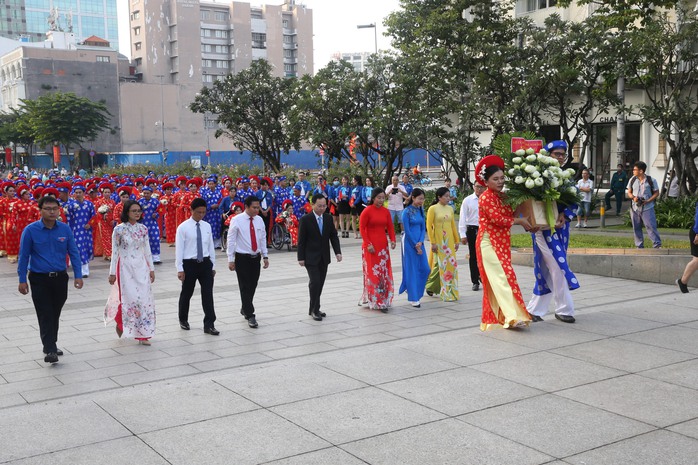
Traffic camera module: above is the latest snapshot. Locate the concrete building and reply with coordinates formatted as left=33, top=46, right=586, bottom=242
left=511, top=0, right=698, bottom=186
left=330, top=51, right=371, bottom=72
left=120, top=0, right=313, bottom=153
left=0, top=30, right=130, bottom=156
left=0, top=0, right=118, bottom=49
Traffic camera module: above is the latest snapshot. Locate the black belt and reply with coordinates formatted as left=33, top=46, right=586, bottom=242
left=466, top=225, right=479, bottom=230
left=184, top=257, right=210, bottom=263
left=235, top=252, right=261, bottom=259
left=30, top=270, right=67, bottom=278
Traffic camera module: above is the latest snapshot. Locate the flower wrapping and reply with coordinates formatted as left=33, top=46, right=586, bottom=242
left=504, top=147, right=581, bottom=229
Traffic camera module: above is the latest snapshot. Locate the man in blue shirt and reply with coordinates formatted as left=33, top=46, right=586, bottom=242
left=17, top=196, right=83, bottom=364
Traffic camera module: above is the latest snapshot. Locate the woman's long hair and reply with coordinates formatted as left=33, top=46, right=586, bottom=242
left=406, top=188, right=425, bottom=207
left=431, top=187, right=449, bottom=206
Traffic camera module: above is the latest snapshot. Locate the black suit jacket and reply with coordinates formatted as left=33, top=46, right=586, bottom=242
left=297, top=212, right=341, bottom=266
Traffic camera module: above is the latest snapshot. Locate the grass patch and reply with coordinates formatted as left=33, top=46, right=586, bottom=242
left=511, top=233, right=689, bottom=249
left=603, top=224, right=689, bottom=235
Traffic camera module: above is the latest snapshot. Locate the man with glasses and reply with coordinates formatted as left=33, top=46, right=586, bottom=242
left=17, top=196, right=83, bottom=364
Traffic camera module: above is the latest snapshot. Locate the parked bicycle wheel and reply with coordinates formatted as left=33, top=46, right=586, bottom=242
left=271, top=223, right=286, bottom=250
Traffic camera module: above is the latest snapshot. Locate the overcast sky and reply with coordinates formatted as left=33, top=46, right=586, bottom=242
left=117, top=0, right=403, bottom=72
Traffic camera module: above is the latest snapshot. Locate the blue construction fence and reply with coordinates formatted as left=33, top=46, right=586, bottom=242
left=25, top=148, right=441, bottom=172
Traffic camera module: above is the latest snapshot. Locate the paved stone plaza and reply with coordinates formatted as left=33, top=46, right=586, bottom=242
left=1, top=235, right=697, bottom=464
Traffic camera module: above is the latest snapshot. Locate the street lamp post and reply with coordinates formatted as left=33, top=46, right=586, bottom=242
left=155, top=75, right=167, bottom=165
left=356, top=23, right=378, bottom=54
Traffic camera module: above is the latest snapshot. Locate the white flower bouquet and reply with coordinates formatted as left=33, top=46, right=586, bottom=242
left=160, top=198, right=168, bottom=205
left=505, top=148, right=581, bottom=229
left=98, top=205, right=109, bottom=214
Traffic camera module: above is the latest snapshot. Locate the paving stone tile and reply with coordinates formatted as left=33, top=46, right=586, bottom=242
left=326, top=332, right=398, bottom=348
left=318, top=346, right=457, bottom=385
left=459, top=394, right=653, bottom=458
left=140, top=409, right=329, bottom=465
left=479, top=321, right=606, bottom=350
left=343, top=418, right=552, bottom=465
left=668, top=418, right=698, bottom=440
left=136, top=350, right=220, bottom=370
left=55, top=362, right=147, bottom=384
left=21, top=377, right=120, bottom=403
left=0, top=392, right=27, bottom=408
left=0, top=376, right=62, bottom=396
left=86, top=349, right=172, bottom=369
left=380, top=367, right=543, bottom=416
left=566, top=430, right=698, bottom=465
left=190, top=352, right=273, bottom=372
left=557, top=374, right=698, bottom=427
left=270, top=387, right=445, bottom=444
left=96, top=379, right=259, bottom=434
left=5, top=437, right=171, bottom=465
left=621, top=326, right=698, bottom=355
left=601, top=300, right=698, bottom=325
left=111, top=364, right=201, bottom=387
left=0, top=399, right=130, bottom=462
left=263, top=342, right=338, bottom=359
left=471, top=351, right=624, bottom=392
left=209, top=340, right=286, bottom=357
left=384, top=324, right=450, bottom=338
left=399, top=331, right=538, bottom=366
left=551, top=338, right=695, bottom=373
left=215, top=362, right=366, bottom=407
left=564, top=311, right=669, bottom=337
left=264, top=447, right=367, bottom=465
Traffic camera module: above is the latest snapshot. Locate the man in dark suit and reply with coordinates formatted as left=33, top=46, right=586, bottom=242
left=297, top=194, right=342, bottom=321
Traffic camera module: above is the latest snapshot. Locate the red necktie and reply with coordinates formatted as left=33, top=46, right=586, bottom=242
left=250, top=217, right=257, bottom=252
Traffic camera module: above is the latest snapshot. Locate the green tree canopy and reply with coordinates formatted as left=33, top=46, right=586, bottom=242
left=190, top=59, right=300, bottom=172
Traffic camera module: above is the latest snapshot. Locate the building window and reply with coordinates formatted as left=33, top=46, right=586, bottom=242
left=283, top=18, right=289, bottom=28
left=521, top=0, right=557, bottom=12
left=96, top=56, right=110, bottom=63
left=133, top=26, right=141, bottom=36
left=215, top=45, right=229, bottom=54
left=284, top=64, right=296, bottom=73
left=252, top=32, right=266, bottom=49
left=202, top=74, right=213, bottom=83
left=202, top=59, right=212, bottom=67
left=216, top=60, right=228, bottom=69
left=134, top=57, right=142, bottom=66
left=284, top=50, right=294, bottom=58
left=283, top=35, right=294, bottom=44
left=201, top=10, right=210, bottom=20
left=134, top=42, right=141, bottom=50
left=215, top=11, right=228, bottom=21
left=215, top=29, right=228, bottom=39
left=201, top=28, right=211, bottom=38
left=201, top=44, right=212, bottom=53
left=131, top=11, right=140, bottom=21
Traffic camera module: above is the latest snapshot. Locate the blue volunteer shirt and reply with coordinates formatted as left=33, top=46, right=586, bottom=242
left=17, top=220, right=82, bottom=283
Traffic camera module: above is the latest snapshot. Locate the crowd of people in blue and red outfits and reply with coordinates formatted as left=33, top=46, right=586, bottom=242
left=1, top=168, right=392, bottom=275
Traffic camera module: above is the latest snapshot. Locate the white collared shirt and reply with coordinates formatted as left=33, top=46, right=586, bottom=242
left=226, top=212, right=269, bottom=262
left=458, top=193, right=480, bottom=236
left=175, top=218, right=216, bottom=272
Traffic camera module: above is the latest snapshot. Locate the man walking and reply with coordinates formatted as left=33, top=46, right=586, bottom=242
left=227, top=196, right=269, bottom=328
left=605, top=164, right=628, bottom=215
left=459, top=183, right=485, bottom=291
left=17, top=196, right=83, bottom=364
left=175, top=198, right=219, bottom=335
left=627, top=161, right=662, bottom=249
left=385, top=176, right=407, bottom=233
left=297, top=194, right=342, bottom=321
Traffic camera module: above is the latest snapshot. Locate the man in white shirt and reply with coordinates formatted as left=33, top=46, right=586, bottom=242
left=385, top=176, right=408, bottom=233
left=175, top=198, right=219, bottom=335
left=459, top=184, right=485, bottom=291
left=227, top=196, right=269, bottom=328
left=576, top=169, right=593, bottom=228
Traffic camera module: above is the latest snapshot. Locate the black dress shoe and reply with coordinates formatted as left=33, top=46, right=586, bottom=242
left=44, top=349, right=64, bottom=356
left=204, top=327, right=220, bottom=335
left=153, top=261, right=162, bottom=265
left=677, top=278, right=689, bottom=294
left=248, top=317, right=258, bottom=328
left=472, top=283, right=480, bottom=291
left=379, top=307, right=389, bottom=313
left=319, top=311, right=326, bottom=317
left=44, top=352, right=58, bottom=364
left=311, top=311, right=323, bottom=321
left=179, top=321, right=190, bottom=330
left=530, top=315, right=544, bottom=322
left=555, top=314, right=576, bottom=323
left=426, top=290, right=434, bottom=296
